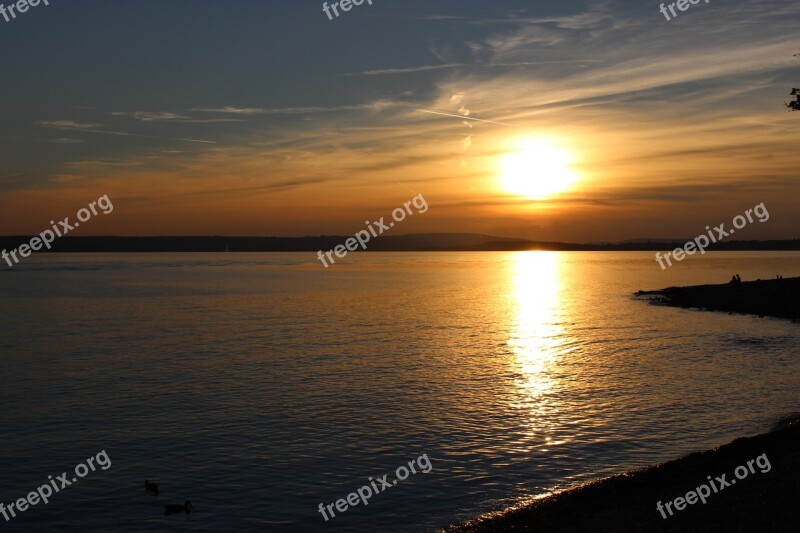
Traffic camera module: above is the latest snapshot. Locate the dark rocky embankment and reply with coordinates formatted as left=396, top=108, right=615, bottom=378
left=444, top=415, right=800, bottom=532
left=635, top=276, right=800, bottom=321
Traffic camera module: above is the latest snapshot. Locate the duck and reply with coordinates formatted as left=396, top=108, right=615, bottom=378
left=144, top=480, right=159, bottom=495
left=164, top=500, right=192, bottom=515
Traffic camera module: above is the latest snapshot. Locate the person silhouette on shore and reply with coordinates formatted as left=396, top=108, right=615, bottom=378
left=730, top=274, right=741, bottom=284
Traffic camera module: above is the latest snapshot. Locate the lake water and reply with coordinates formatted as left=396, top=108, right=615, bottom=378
left=1, top=251, right=799, bottom=532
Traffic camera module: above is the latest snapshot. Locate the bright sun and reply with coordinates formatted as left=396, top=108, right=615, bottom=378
left=499, top=138, right=579, bottom=200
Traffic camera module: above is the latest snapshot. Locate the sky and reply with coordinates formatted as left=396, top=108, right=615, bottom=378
left=0, top=0, right=798, bottom=242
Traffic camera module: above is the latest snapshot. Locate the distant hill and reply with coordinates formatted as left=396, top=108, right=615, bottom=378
left=614, top=238, right=692, bottom=244
left=1, top=234, right=799, bottom=253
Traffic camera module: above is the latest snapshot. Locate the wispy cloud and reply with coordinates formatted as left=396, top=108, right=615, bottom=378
left=192, top=105, right=360, bottom=115
left=193, top=102, right=402, bottom=115
left=111, top=111, right=245, bottom=123
left=37, top=120, right=216, bottom=144
left=346, top=60, right=601, bottom=77
left=37, top=120, right=101, bottom=129
left=348, top=63, right=465, bottom=76
left=111, top=111, right=189, bottom=122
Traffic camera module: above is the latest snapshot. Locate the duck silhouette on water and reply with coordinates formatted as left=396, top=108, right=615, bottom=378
left=144, top=480, right=159, bottom=495
left=164, top=500, right=193, bottom=516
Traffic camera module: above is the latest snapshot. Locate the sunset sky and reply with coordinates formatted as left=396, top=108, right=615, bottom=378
left=0, top=0, right=798, bottom=242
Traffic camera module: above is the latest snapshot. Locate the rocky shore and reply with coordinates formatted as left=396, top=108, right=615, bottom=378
left=635, top=276, right=800, bottom=321
left=444, top=415, right=800, bottom=532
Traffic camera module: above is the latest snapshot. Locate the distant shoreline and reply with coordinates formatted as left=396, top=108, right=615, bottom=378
left=1, top=234, right=800, bottom=253
left=444, top=414, right=800, bottom=532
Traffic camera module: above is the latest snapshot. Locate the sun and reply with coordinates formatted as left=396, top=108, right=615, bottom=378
left=499, top=138, right=579, bottom=200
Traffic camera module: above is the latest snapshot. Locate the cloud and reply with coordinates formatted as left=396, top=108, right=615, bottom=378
left=164, top=176, right=333, bottom=200
left=111, top=111, right=189, bottom=122
left=111, top=111, right=246, bottom=124
left=192, top=105, right=364, bottom=115
left=65, top=159, right=145, bottom=168
left=37, top=120, right=101, bottom=129
left=37, top=120, right=216, bottom=144
left=347, top=63, right=466, bottom=76
left=192, top=101, right=404, bottom=116
left=445, top=1, right=800, bottom=119
left=346, top=60, right=599, bottom=77
left=460, top=135, right=472, bottom=153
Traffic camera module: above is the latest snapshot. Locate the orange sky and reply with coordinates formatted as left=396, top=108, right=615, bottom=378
left=1, top=1, right=798, bottom=242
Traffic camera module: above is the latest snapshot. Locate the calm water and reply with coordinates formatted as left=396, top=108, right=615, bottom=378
left=1, top=251, right=799, bottom=532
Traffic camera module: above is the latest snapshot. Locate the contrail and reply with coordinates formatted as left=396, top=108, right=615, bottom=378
left=73, top=128, right=216, bottom=144
left=389, top=175, right=418, bottom=196
left=39, top=124, right=216, bottom=144
left=417, top=109, right=513, bottom=126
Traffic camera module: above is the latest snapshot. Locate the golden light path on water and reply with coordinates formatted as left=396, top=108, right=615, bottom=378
left=507, top=251, right=570, bottom=451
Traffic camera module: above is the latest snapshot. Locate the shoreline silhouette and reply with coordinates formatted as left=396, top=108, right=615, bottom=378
left=636, top=276, right=800, bottom=321
left=445, top=414, right=800, bottom=532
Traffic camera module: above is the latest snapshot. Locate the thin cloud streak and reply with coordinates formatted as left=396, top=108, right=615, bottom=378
left=37, top=122, right=216, bottom=144
left=417, top=109, right=514, bottom=126
left=194, top=104, right=379, bottom=115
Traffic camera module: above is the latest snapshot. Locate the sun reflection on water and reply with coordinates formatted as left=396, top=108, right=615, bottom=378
left=506, top=252, right=569, bottom=447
